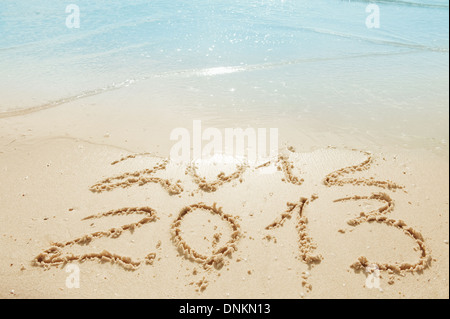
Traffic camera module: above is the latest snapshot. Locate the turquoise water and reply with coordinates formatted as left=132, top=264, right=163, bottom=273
left=0, top=0, right=448, bottom=139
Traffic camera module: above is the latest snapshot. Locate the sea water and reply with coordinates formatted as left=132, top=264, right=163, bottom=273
left=0, top=0, right=448, bottom=148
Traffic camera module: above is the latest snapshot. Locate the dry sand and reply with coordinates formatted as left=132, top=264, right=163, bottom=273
left=0, top=91, right=448, bottom=299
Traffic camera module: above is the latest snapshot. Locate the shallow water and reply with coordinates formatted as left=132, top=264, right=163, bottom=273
left=0, top=0, right=448, bottom=149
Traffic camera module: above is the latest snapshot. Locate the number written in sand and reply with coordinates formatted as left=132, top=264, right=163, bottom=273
left=33, top=203, right=242, bottom=272
left=33, top=207, right=160, bottom=271
left=171, top=203, right=242, bottom=270
left=33, top=149, right=432, bottom=294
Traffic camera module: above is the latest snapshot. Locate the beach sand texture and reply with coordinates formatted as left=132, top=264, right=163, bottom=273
left=0, top=0, right=448, bottom=299
left=0, top=129, right=447, bottom=298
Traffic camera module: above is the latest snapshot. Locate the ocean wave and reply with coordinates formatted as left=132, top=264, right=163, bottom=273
left=347, top=0, right=449, bottom=9
left=278, top=25, right=448, bottom=53
left=0, top=16, right=161, bottom=53
left=0, top=50, right=423, bottom=119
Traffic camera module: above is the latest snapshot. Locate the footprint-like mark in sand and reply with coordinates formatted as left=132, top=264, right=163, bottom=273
left=171, top=203, right=241, bottom=272
left=90, top=159, right=184, bottom=195
left=33, top=207, right=159, bottom=270
left=334, top=193, right=431, bottom=276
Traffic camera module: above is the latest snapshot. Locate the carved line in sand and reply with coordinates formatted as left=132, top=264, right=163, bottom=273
left=324, top=153, right=430, bottom=285
left=111, top=152, right=156, bottom=165
left=185, top=163, right=247, bottom=192
left=182, top=151, right=302, bottom=193
left=89, top=159, right=184, bottom=195
left=334, top=193, right=431, bottom=277
left=263, top=148, right=428, bottom=292
left=265, top=196, right=321, bottom=293
left=266, top=197, right=323, bottom=265
left=276, top=154, right=304, bottom=186
left=92, top=149, right=397, bottom=197
left=255, top=153, right=304, bottom=186
left=33, top=207, right=159, bottom=271
left=323, top=151, right=404, bottom=190
left=171, top=203, right=241, bottom=273
left=34, top=149, right=429, bottom=293
left=91, top=156, right=249, bottom=195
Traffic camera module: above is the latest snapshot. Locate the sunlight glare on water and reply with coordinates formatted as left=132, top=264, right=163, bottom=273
left=0, top=0, right=448, bottom=148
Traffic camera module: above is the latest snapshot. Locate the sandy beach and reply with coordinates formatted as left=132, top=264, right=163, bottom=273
left=0, top=0, right=448, bottom=299
left=0, top=89, right=448, bottom=299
